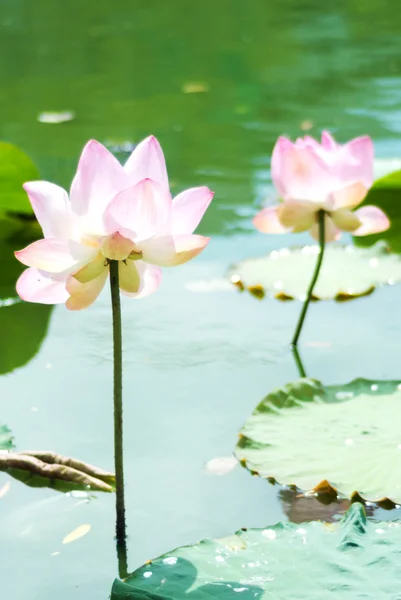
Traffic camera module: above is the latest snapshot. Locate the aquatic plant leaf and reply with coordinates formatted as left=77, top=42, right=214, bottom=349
left=235, top=378, right=401, bottom=503
left=0, top=217, right=52, bottom=374
left=0, top=142, right=39, bottom=215
left=111, top=504, right=401, bottom=598
left=229, top=242, right=400, bottom=301
left=0, top=451, right=115, bottom=493
left=355, top=168, right=401, bottom=253
left=0, top=425, right=14, bottom=451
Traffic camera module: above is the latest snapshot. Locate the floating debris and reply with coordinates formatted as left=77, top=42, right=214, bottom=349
left=0, top=450, right=115, bottom=493
left=37, top=111, right=75, bottom=124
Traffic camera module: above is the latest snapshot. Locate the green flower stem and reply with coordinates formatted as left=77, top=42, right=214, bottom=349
left=291, top=346, right=307, bottom=378
left=290, top=209, right=326, bottom=348
left=116, top=537, right=129, bottom=579
left=109, top=259, right=127, bottom=542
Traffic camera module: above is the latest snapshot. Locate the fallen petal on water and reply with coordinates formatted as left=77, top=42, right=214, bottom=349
left=204, top=456, right=238, bottom=475
left=62, top=524, right=91, bottom=544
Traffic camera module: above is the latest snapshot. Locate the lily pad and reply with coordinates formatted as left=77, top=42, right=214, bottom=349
left=111, top=503, right=401, bottom=599
left=235, top=378, right=401, bottom=503
left=0, top=142, right=40, bottom=216
left=0, top=425, right=14, bottom=451
left=229, top=241, right=400, bottom=301
left=0, top=451, right=115, bottom=493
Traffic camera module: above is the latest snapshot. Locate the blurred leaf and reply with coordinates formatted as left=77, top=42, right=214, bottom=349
left=0, top=216, right=52, bottom=374
left=0, top=302, right=52, bottom=375
left=111, top=504, right=401, bottom=599
left=0, top=142, right=40, bottom=216
left=62, top=524, right=91, bottom=544
left=355, top=168, right=401, bottom=253
left=235, top=378, right=401, bottom=503
left=0, top=451, right=115, bottom=493
left=229, top=242, right=400, bottom=301
left=0, top=424, right=14, bottom=451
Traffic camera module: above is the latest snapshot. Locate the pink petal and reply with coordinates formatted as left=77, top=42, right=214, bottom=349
left=15, top=239, right=94, bottom=273
left=23, top=181, right=73, bottom=240
left=336, top=135, right=374, bottom=189
left=104, top=178, right=171, bottom=241
left=331, top=182, right=368, bottom=210
left=70, top=140, right=125, bottom=219
left=124, top=136, right=169, bottom=189
left=253, top=206, right=290, bottom=234
left=171, top=187, right=214, bottom=234
left=273, top=141, right=336, bottom=203
left=321, top=131, right=337, bottom=150
left=352, top=206, right=390, bottom=236
left=120, top=261, right=162, bottom=299
left=16, top=268, right=69, bottom=304
left=330, top=209, right=361, bottom=232
left=309, top=214, right=340, bottom=243
left=118, top=260, right=140, bottom=293
left=271, top=136, right=294, bottom=198
left=276, top=200, right=316, bottom=232
left=66, top=268, right=109, bottom=310
left=139, top=234, right=209, bottom=267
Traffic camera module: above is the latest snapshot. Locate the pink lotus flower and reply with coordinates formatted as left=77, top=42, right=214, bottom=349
left=253, top=131, right=390, bottom=241
left=15, top=137, right=213, bottom=310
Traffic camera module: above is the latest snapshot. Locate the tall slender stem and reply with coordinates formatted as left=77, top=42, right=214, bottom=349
left=109, top=259, right=127, bottom=542
left=116, top=537, right=129, bottom=579
left=291, top=346, right=307, bottom=378
left=291, top=210, right=326, bottom=348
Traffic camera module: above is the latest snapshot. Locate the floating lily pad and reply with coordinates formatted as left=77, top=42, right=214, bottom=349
left=111, top=503, right=401, bottom=599
left=355, top=168, right=401, bottom=253
left=0, top=451, right=115, bottom=493
left=0, top=142, right=40, bottom=216
left=0, top=425, right=14, bottom=451
left=235, top=378, right=401, bottom=503
left=229, top=242, right=400, bottom=301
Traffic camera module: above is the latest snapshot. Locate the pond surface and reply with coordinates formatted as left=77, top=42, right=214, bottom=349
left=1, top=0, right=401, bottom=598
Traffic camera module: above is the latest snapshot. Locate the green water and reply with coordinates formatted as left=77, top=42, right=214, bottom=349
left=1, top=0, right=401, bottom=597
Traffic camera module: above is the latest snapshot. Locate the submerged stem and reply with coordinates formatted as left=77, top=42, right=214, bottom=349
left=109, top=260, right=127, bottom=542
left=290, top=210, right=325, bottom=348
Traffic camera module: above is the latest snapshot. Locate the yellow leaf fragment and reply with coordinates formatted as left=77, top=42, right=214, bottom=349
left=182, top=82, right=209, bottom=94
left=62, top=524, right=91, bottom=544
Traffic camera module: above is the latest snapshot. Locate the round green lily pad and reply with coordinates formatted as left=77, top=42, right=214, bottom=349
left=111, top=503, right=401, bottom=599
left=235, top=378, right=401, bottom=503
left=229, top=242, right=401, bottom=301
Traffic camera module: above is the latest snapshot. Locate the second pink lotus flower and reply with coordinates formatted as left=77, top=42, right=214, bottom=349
left=253, top=131, right=390, bottom=241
